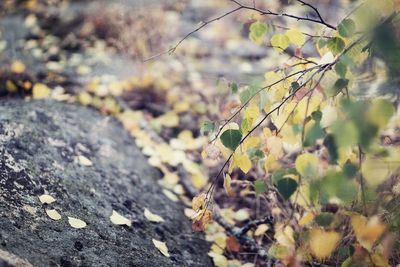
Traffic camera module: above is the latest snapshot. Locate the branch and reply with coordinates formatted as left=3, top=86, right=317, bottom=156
left=230, top=0, right=337, bottom=30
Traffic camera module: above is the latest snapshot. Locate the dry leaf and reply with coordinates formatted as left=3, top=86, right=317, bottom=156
left=110, top=210, right=132, bottom=227
left=144, top=208, right=164, bottom=223
left=152, top=238, right=170, bottom=257
left=309, top=229, right=340, bottom=260
left=351, top=214, right=386, bottom=251
left=77, top=155, right=93, bottom=167
left=45, top=209, right=61, bottom=221
left=223, top=174, right=234, bottom=196
left=162, top=189, right=179, bottom=202
left=39, top=194, right=56, bottom=204
left=254, top=224, right=269, bottom=236
left=68, top=217, right=87, bottom=229
left=226, top=236, right=241, bottom=252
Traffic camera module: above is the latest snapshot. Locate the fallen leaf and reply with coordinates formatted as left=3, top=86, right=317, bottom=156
left=162, top=189, right=179, bottom=202
left=152, top=238, right=170, bottom=257
left=144, top=208, right=164, bottom=223
left=351, top=214, right=386, bottom=251
left=32, top=83, right=50, bottom=99
left=223, top=174, right=234, bottom=196
left=226, top=236, right=241, bottom=252
left=77, top=155, right=93, bottom=166
left=45, top=209, right=61, bottom=220
left=309, top=228, right=340, bottom=260
left=39, top=194, right=56, bottom=204
left=68, top=217, right=87, bottom=229
left=110, top=210, right=132, bottom=227
left=254, top=224, right=269, bottom=236
left=11, top=60, right=26, bottom=74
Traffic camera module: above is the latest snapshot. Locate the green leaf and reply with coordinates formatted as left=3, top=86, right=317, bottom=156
left=249, top=21, right=269, bottom=45
left=323, top=134, right=338, bottom=164
left=290, top=82, right=300, bottom=93
left=335, top=61, right=347, bottom=78
left=220, top=129, right=242, bottom=151
left=270, top=34, right=290, bottom=52
left=327, top=37, right=345, bottom=55
left=248, top=148, right=264, bottom=158
left=338, top=19, right=356, bottom=38
left=315, top=212, right=335, bottom=227
left=254, top=180, right=267, bottom=194
left=200, top=121, right=215, bottom=135
left=231, top=83, right=238, bottom=94
left=311, top=110, right=322, bottom=122
left=328, top=78, right=349, bottom=97
left=304, top=122, right=324, bottom=147
left=343, top=161, right=358, bottom=178
left=277, top=177, right=298, bottom=200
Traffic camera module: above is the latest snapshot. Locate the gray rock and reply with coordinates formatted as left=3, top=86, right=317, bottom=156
left=0, top=99, right=211, bottom=267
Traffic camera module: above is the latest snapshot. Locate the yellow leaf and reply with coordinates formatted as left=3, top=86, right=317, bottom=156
left=144, top=208, right=165, bottom=223
left=223, top=174, right=234, bottom=196
left=295, top=153, right=320, bottom=178
left=152, top=239, right=170, bottom=257
left=361, top=156, right=390, bottom=187
left=245, top=105, right=260, bottom=120
left=371, top=252, right=391, bottom=267
left=286, top=28, right=305, bottom=47
left=264, top=154, right=280, bottom=173
left=234, top=209, right=249, bottom=221
left=191, top=173, right=208, bottom=189
left=39, top=194, right=56, bottom=204
left=235, top=153, right=252, bottom=174
left=11, top=60, right=26, bottom=74
left=274, top=223, right=295, bottom=248
left=208, top=252, right=228, bottom=267
left=6, top=80, right=18, bottom=93
left=110, top=210, right=132, bottom=227
left=32, top=83, right=50, bottom=99
left=254, top=224, right=269, bottom=236
left=351, top=214, right=386, bottom=251
left=299, top=212, right=315, bottom=226
left=266, top=136, right=283, bottom=158
left=45, top=209, right=61, bottom=221
left=309, top=229, right=340, bottom=260
left=68, top=217, right=87, bottom=229
left=243, top=136, right=261, bottom=151
left=270, top=34, right=290, bottom=52
left=192, top=193, right=206, bottom=211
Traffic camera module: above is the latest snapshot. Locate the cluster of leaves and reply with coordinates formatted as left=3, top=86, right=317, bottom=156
left=197, top=0, right=400, bottom=266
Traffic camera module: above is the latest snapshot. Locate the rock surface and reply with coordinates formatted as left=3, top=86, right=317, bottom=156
left=0, top=99, right=211, bottom=267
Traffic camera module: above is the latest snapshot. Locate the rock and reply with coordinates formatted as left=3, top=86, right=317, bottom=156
left=0, top=99, right=211, bottom=267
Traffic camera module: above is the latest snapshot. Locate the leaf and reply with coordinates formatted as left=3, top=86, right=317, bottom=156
left=152, top=239, right=170, bottom=257
left=286, top=28, right=305, bottom=47
left=6, top=80, right=18, bottom=93
left=39, top=194, right=56, bottom=204
left=223, top=174, right=234, bottom=196
left=328, top=78, right=349, bottom=97
left=338, top=19, right=356, bottom=38
left=236, top=153, right=252, bottom=173
left=220, top=129, right=242, bottom=151
left=309, top=229, right=341, bottom=260
left=110, top=210, right=132, bottom=227
left=201, top=121, right=215, bottom=135
left=335, top=61, right=347, bottom=78
left=226, top=236, right=241, bottom=252
left=249, top=21, right=269, bottom=45
left=77, top=155, right=93, bottom=167
left=254, top=180, right=266, bottom=194
left=299, top=212, right=315, bottom=226
left=32, top=83, right=50, bottom=99
left=162, top=189, right=179, bottom=202
left=144, top=208, right=165, bottom=223
left=231, top=82, right=238, bottom=94
left=295, top=153, right=320, bottom=178
left=315, top=212, right=335, bottom=227
left=254, top=224, right=269, bottom=236
left=367, top=99, right=395, bottom=128
left=68, top=217, right=87, bottom=229
left=270, top=34, right=290, bottom=52
left=234, top=209, right=249, bottom=221
left=45, top=209, right=62, bottom=221
left=351, top=214, right=386, bottom=251
left=192, top=193, right=206, bottom=211
left=276, top=177, right=298, bottom=200
left=11, top=60, right=26, bottom=74
left=327, top=37, right=345, bottom=55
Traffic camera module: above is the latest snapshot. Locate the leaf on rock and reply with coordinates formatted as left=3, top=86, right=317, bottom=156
left=68, top=217, right=87, bottom=229
left=144, top=208, right=165, bottom=223
left=152, top=238, right=170, bottom=257
left=39, top=194, right=56, bottom=204
left=77, top=155, right=93, bottom=167
left=45, top=209, right=62, bottom=221
left=110, top=210, right=132, bottom=227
